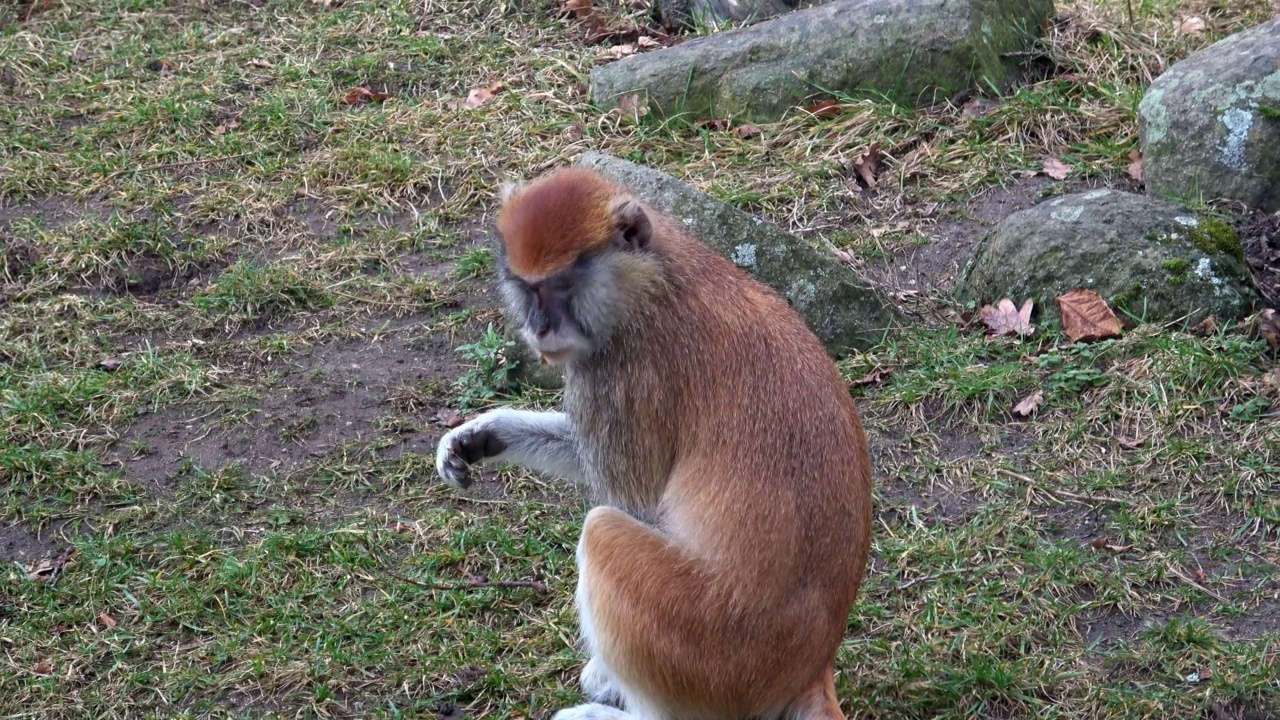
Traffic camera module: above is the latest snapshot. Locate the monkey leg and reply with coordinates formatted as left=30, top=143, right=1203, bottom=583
left=571, top=507, right=843, bottom=720
left=580, top=656, right=626, bottom=708
left=552, top=703, right=636, bottom=720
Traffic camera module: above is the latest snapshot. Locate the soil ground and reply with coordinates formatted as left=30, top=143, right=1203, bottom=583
left=1, top=1, right=1278, bottom=719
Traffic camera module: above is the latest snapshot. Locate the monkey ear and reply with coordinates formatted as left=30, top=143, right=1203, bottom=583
left=609, top=197, right=652, bottom=253
left=498, top=181, right=522, bottom=205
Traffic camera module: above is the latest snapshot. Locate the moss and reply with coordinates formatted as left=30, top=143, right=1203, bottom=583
left=1260, top=105, right=1280, bottom=120
left=1162, top=257, right=1191, bottom=285
left=1110, top=282, right=1147, bottom=314
left=1186, top=216, right=1244, bottom=262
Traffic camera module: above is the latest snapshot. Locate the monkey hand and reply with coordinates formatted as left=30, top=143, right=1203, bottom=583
left=435, top=417, right=509, bottom=489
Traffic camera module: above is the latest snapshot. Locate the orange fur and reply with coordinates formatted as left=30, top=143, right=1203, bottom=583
left=497, top=167, right=618, bottom=279
left=498, top=167, right=873, bottom=720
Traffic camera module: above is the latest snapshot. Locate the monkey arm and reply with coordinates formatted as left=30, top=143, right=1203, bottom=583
left=435, top=408, right=587, bottom=489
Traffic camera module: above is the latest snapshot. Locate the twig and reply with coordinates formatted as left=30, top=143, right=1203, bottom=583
left=993, top=468, right=1126, bottom=505
left=897, top=567, right=975, bottom=591
left=107, top=151, right=254, bottom=180
left=363, top=543, right=548, bottom=594
left=1166, top=563, right=1231, bottom=605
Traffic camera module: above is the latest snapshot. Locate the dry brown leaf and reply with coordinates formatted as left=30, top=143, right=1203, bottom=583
left=608, top=43, right=636, bottom=59
left=733, top=123, right=761, bottom=139
left=802, top=98, right=842, bottom=119
left=694, top=118, right=731, bottom=132
left=213, top=118, right=241, bottom=135
left=33, top=661, right=53, bottom=676
left=247, top=58, right=273, bottom=69
left=1256, top=308, right=1279, bottom=351
left=833, top=249, right=854, bottom=264
left=961, top=97, right=999, bottom=119
left=145, top=58, right=176, bottom=73
left=458, top=81, right=501, bottom=108
left=97, top=612, right=117, bottom=629
left=850, top=368, right=890, bottom=388
left=97, top=357, right=125, bottom=372
left=1057, top=289, right=1122, bottom=342
left=852, top=142, right=882, bottom=189
left=1042, top=157, right=1072, bottom=180
left=1012, top=389, right=1044, bottom=417
left=564, top=123, right=585, bottom=142
left=1191, top=313, right=1219, bottom=335
left=978, top=298, right=1035, bottom=337
left=637, top=35, right=660, bottom=49
left=1175, top=15, right=1206, bottom=36
left=342, top=86, right=389, bottom=106
left=616, top=93, right=648, bottom=121
left=1090, top=537, right=1134, bottom=553
left=561, top=0, right=594, bottom=18
left=1126, top=148, right=1144, bottom=183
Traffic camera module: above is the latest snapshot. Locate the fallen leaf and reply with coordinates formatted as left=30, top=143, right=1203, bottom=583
left=802, top=98, right=842, bottom=119
left=1042, top=157, right=1072, bottom=180
left=1191, top=313, right=1219, bottom=335
left=852, top=142, right=882, bottom=189
left=213, top=118, right=241, bottom=135
left=564, top=123, right=585, bottom=141
left=1089, top=537, right=1134, bottom=553
left=1175, top=15, right=1206, bottom=36
left=97, top=357, right=125, bottom=372
left=1255, top=308, right=1279, bottom=351
left=561, top=0, right=593, bottom=18
left=1057, top=289, right=1123, bottom=342
left=1012, top=389, right=1044, bottom=417
left=437, top=409, right=464, bottom=428
left=978, top=298, right=1035, bottom=337
left=1126, top=148, right=1144, bottom=183
left=733, top=123, right=762, bottom=139
left=97, top=612, right=117, bottom=629
left=961, top=97, right=999, bottom=119
left=145, top=58, right=176, bottom=73
left=616, top=93, right=648, bottom=121
left=608, top=43, right=636, bottom=59
left=33, top=661, right=53, bottom=676
left=462, top=84, right=498, bottom=109
left=247, top=58, right=273, bottom=69
left=1194, top=568, right=1207, bottom=583
left=833, top=249, right=854, bottom=264
left=694, top=118, right=731, bottom=132
left=850, top=368, right=890, bottom=388
left=637, top=35, right=660, bottom=49
left=342, top=86, right=389, bottom=106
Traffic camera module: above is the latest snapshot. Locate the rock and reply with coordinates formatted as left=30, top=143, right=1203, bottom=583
left=657, top=0, right=826, bottom=29
left=955, top=189, right=1260, bottom=329
left=1139, top=18, right=1280, bottom=213
left=592, top=0, right=1054, bottom=123
left=575, top=151, right=901, bottom=354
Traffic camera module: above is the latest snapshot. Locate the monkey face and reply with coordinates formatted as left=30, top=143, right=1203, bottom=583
left=498, top=251, right=620, bottom=366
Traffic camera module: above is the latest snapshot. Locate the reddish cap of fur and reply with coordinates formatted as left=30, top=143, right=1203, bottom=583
left=497, top=167, right=618, bottom=279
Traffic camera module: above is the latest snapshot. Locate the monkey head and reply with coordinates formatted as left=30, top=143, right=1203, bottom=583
left=494, top=168, right=660, bottom=367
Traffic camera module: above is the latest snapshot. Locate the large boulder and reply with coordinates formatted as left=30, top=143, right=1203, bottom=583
left=955, top=189, right=1260, bottom=328
left=575, top=151, right=901, bottom=354
left=1138, top=18, right=1280, bottom=213
left=657, top=0, right=827, bottom=29
left=591, top=0, right=1054, bottom=123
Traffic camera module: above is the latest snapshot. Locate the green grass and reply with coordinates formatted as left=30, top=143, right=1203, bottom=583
left=1, top=0, right=1278, bottom=718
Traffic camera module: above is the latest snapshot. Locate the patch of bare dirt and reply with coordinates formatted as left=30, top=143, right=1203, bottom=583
left=0, top=523, right=59, bottom=565
left=107, top=316, right=468, bottom=486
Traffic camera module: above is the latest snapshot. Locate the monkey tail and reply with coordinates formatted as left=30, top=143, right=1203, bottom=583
left=575, top=506, right=845, bottom=719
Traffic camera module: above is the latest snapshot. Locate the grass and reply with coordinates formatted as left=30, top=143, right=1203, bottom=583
left=1, top=0, right=1278, bottom=718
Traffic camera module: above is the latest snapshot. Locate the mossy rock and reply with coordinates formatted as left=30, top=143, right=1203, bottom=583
left=955, top=189, right=1260, bottom=330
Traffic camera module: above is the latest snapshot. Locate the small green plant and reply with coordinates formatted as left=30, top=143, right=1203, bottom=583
left=453, top=247, right=494, bottom=279
left=194, top=259, right=333, bottom=321
left=453, top=323, right=517, bottom=409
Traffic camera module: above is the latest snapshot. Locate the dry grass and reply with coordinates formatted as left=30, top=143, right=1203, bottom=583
left=0, top=0, right=1277, bottom=718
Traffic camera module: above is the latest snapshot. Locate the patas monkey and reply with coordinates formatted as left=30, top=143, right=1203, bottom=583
left=435, top=167, right=872, bottom=720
